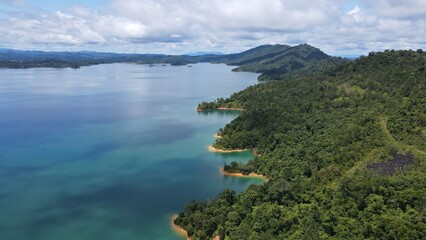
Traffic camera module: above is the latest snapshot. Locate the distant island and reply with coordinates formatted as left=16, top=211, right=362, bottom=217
left=0, top=49, right=198, bottom=69
left=0, top=44, right=348, bottom=81
left=174, top=48, right=426, bottom=239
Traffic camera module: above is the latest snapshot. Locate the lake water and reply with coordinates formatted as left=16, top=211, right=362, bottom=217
left=0, top=63, right=261, bottom=240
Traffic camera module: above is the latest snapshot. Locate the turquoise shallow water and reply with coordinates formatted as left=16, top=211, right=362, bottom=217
left=0, top=63, right=261, bottom=240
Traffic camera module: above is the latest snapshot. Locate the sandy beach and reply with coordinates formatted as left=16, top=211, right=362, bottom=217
left=171, top=215, right=192, bottom=240
left=197, top=107, right=244, bottom=112
left=216, top=107, right=244, bottom=111
left=208, top=145, right=248, bottom=153
left=220, top=167, right=268, bottom=181
left=172, top=214, right=222, bottom=240
left=213, top=134, right=222, bottom=138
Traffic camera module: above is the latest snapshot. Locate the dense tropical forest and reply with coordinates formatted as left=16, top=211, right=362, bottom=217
left=177, top=49, right=426, bottom=239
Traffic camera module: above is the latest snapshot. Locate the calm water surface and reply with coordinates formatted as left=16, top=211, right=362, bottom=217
left=0, top=63, right=261, bottom=240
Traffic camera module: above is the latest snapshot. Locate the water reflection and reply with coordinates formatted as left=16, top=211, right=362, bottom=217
left=0, top=63, right=260, bottom=240
left=197, top=109, right=242, bottom=117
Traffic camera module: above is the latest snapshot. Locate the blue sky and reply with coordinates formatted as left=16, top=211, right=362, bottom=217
left=28, top=0, right=108, bottom=11
left=0, top=0, right=425, bottom=55
left=0, top=0, right=108, bottom=11
left=30, top=0, right=359, bottom=14
left=343, top=0, right=359, bottom=12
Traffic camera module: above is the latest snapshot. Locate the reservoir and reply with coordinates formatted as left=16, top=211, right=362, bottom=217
left=0, top=63, right=261, bottom=240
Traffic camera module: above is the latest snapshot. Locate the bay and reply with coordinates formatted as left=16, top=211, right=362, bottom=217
left=0, top=63, right=261, bottom=240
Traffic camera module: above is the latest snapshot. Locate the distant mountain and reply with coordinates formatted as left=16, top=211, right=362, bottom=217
left=0, top=49, right=130, bottom=61
left=216, top=44, right=292, bottom=65
left=0, top=49, right=196, bottom=68
left=231, top=44, right=349, bottom=80
left=0, top=44, right=349, bottom=77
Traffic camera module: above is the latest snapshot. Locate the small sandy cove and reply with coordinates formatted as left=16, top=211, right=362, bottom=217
left=220, top=167, right=268, bottom=181
left=208, top=145, right=248, bottom=153
left=215, top=107, right=244, bottom=111
left=171, top=215, right=192, bottom=240
left=171, top=215, right=220, bottom=240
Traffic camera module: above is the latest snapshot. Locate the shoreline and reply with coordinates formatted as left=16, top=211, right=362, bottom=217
left=208, top=145, right=249, bottom=153
left=197, top=107, right=244, bottom=112
left=171, top=214, right=221, bottom=240
left=171, top=215, right=192, bottom=240
left=220, top=167, right=268, bottom=181
left=177, top=104, right=260, bottom=238
left=216, top=107, right=244, bottom=111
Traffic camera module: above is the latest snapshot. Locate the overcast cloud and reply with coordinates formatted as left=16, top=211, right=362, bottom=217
left=0, top=0, right=425, bottom=55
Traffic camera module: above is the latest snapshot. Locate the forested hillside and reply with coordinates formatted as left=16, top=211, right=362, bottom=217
left=177, top=50, right=426, bottom=239
left=230, top=44, right=348, bottom=81
left=211, top=44, right=291, bottom=65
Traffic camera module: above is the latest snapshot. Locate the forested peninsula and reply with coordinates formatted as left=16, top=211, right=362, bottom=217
left=176, top=49, right=426, bottom=239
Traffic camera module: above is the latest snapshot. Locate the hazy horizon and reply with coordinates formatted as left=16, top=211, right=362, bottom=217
left=0, top=43, right=365, bottom=59
left=1, top=0, right=425, bottom=56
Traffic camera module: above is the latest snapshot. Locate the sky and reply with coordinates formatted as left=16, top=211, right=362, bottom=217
left=0, top=0, right=425, bottom=56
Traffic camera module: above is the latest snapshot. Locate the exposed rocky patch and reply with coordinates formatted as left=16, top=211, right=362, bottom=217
left=367, top=151, right=415, bottom=175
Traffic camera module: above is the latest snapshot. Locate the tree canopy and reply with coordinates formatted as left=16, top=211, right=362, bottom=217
left=177, top=49, right=426, bottom=240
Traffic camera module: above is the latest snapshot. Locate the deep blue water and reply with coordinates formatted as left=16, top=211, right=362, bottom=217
left=0, top=63, right=261, bottom=240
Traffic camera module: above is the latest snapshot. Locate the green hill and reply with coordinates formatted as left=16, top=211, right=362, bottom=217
left=197, top=43, right=348, bottom=81
left=178, top=50, right=426, bottom=239
left=220, top=44, right=292, bottom=65
left=231, top=44, right=349, bottom=80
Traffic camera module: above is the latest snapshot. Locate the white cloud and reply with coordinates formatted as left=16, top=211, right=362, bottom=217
left=0, top=0, right=425, bottom=55
left=0, top=9, right=105, bottom=46
left=347, top=6, right=363, bottom=23
left=361, top=0, right=426, bottom=19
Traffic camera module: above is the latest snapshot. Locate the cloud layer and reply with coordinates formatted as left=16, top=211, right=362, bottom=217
left=0, top=0, right=425, bottom=55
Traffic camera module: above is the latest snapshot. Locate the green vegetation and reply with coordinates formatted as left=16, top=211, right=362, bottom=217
left=214, top=44, right=292, bottom=66
left=230, top=44, right=349, bottom=81
left=176, top=50, right=426, bottom=239
left=197, top=44, right=350, bottom=112
left=197, top=98, right=245, bottom=111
